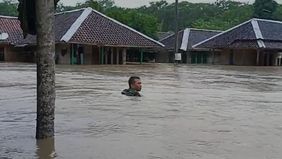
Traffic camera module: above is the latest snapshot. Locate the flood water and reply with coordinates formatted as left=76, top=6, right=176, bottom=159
left=1, top=62, right=282, bottom=159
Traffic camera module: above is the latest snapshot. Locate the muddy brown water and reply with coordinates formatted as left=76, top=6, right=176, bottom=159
left=1, top=63, right=282, bottom=159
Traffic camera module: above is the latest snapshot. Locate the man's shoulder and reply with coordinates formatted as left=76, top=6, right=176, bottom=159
left=121, top=89, right=129, bottom=94
left=121, top=89, right=141, bottom=97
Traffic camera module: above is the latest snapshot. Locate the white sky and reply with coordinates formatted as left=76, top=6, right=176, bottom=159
left=59, top=0, right=260, bottom=8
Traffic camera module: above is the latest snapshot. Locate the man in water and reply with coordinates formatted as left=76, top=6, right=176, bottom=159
left=121, top=76, right=142, bottom=97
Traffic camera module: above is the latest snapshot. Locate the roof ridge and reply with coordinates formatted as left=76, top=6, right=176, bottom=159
left=55, top=8, right=86, bottom=15
left=159, top=33, right=175, bottom=41
left=192, top=19, right=253, bottom=48
left=189, top=28, right=222, bottom=32
left=180, top=28, right=190, bottom=51
left=159, top=29, right=185, bottom=42
left=0, top=15, right=17, bottom=19
left=89, top=7, right=164, bottom=47
left=251, top=19, right=265, bottom=48
left=252, top=18, right=282, bottom=24
left=60, top=7, right=92, bottom=42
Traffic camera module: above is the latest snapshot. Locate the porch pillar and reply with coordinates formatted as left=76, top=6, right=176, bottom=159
left=277, top=55, right=281, bottom=66
left=105, top=47, right=108, bottom=64
left=99, top=47, right=102, bottom=64
left=101, top=47, right=105, bottom=64
left=3, top=47, right=7, bottom=61
left=275, top=55, right=278, bottom=66
left=122, top=48, right=127, bottom=65
left=71, top=44, right=74, bottom=65
left=111, top=48, right=114, bottom=64
left=212, top=49, right=215, bottom=64
left=266, top=53, right=270, bottom=66
left=186, top=51, right=189, bottom=64
left=116, top=48, right=120, bottom=64
left=229, top=49, right=234, bottom=65
left=256, top=50, right=260, bottom=66
left=201, top=52, right=204, bottom=64
left=140, top=49, right=144, bottom=64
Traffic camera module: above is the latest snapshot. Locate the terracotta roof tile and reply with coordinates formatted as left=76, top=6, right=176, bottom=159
left=55, top=9, right=84, bottom=42
left=0, top=16, right=24, bottom=44
left=70, top=9, right=163, bottom=48
left=0, top=8, right=163, bottom=48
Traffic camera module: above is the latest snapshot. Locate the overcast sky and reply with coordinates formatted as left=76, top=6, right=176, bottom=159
left=59, top=0, right=282, bottom=8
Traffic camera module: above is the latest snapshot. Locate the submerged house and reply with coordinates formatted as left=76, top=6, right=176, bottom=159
left=0, top=7, right=164, bottom=64
left=0, top=16, right=35, bottom=62
left=193, top=18, right=282, bottom=66
left=159, top=28, right=222, bottom=63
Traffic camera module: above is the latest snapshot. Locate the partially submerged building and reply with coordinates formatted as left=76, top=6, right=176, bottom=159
left=159, top=28, right=222, bottom=63
left=0, top=15, right=35, bottom=62
left=0, top=7, right=164, bottom=64
left=193, top=18, right=282, bottom=66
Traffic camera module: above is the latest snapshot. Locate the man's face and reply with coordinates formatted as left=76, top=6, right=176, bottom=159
left=131, top=79, right=142, bottom=91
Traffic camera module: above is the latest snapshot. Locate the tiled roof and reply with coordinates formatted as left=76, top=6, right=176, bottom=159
left=157, top=31, right=174, bottom=41
left=186, top=29, right=222, bottom=50
left=159, top=30, right=184, bottom=51
left=160, top=28, right=221, bottom=51
left=55, top=9, right=84, bottom=42
left=228, top=40, right=259, bottom=49
left=0, top=8, right=164, bottom=48
left=193, top=18, right=282, bottom=50
left=0, top=16, right=24, bottom=44
left=258, top=20, right=282, bottom=41
left=263, top=40, right=282, bottom=49
left=69, top=8, right=164, bottom=48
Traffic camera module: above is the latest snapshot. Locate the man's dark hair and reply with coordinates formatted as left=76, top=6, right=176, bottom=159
left=128, top=76, right=140, bottom=88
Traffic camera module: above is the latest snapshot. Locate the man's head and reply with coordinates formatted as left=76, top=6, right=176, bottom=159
left=128, top=76, right=142, bottom=91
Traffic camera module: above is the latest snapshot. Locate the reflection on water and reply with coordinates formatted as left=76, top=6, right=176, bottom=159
left=1, top=63, right=282, bottom=159
left=36, top=138, right=56, bottom=159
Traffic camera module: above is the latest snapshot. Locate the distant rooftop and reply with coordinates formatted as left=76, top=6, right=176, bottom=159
left=160, top=28, right=222, bottom=51
left=193, top=18, right=282, bottom=50
left=0, top=8, right=164, bottom=48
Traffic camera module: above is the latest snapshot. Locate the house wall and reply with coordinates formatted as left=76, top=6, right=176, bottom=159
left=207, top=53, right=213, bottom=64
left=4, top=45, right=35, bottom=62
left=233, top=49, right=257, bottom=66
left=187, top=50, right=215, bottom=64
left=5, top=47, right=17, bottom=61
left=215, top=49, right=232, bottom=65
left=84, top=45, right=92, bottom=65
left=214, top=49, right=257, bottom=66
left=260, top=50, right=282, bottom=66
left=55, top=44, right=101, bottom=65
left=0, top=45, right=5, bottom=61
left=156, top=50, right=170, bottom=63
left=55, top=43, right=70, bottom=64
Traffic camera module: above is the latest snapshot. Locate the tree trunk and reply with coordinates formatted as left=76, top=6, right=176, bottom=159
left=35, top=0, right=56, bottom=139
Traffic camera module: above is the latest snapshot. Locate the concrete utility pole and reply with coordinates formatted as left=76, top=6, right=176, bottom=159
left=174, top=0, right=181, bottom=63
left=35, top=0, right=56, bottom=139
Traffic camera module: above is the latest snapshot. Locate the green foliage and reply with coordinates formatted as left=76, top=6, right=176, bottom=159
left=273, top=5, right=282, bottom=20
left=192, top=1, right=253, bottom=30
left=136, top=0, right=253, bottom=31
left=1, top=0, right=282, bottom=39
left=253, top=0, right=278, bottom=19
left=106, top=7, right=159, bottom=39
left=0, top=0, right=18, bottom=16
left=57, top=0, right=115, bottom=12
